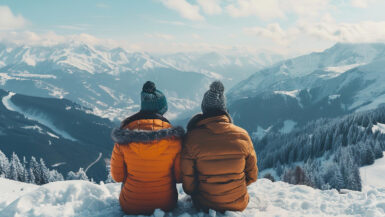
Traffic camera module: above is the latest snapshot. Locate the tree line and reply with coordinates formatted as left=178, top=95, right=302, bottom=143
left=0, top=150, right=91, bottom=184
left=256, top=106, right=385, bottom=191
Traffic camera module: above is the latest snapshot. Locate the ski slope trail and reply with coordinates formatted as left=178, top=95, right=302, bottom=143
left=1, top=178, right=385, bottom=217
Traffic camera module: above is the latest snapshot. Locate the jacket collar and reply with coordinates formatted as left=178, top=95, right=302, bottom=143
left=111, top=126, right=185, bottom=145
left=187, top=111, right=232, bottom=131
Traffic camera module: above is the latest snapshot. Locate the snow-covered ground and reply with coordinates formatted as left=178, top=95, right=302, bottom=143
left=360, top=152, right=385, bottom=189
left=1, top=178, right=385, bottom=217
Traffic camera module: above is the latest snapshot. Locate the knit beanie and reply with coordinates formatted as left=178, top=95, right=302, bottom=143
left=140, top=81, right=168, bottom=115
left=201, top=81, right=226, bottom=115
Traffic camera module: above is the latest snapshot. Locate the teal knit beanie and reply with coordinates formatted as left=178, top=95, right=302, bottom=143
left=140, top=81, right=168, bottom=115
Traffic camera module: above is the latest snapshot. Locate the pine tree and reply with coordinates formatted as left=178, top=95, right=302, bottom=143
left=29, top=168, right=35, bottom=184
left=48, top=170, right=64, bottom=182
left=0, top=150, right=10, bottom=178
left=39, top=158, right=50, bottom=184
left=30, top=156, right=42, bottom=184
left=9, top=152, right=24, bottom=181
left=67, top=168, right=88, bottom=181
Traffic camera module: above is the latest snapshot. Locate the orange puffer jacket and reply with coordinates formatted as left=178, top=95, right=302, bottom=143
left=110, top=112, right=184, bottom=215
left=181, top=113, right=258, bottom=212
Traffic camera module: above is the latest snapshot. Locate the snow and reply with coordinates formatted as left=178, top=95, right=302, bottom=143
left=0, top=178, right=38, bottom=211
left=85, top=153, right=102, bottom=173
left=279, top=120, right=297, bottom=134
left=321, top=63, right=363, bottom=78
left=47, top=131, right=60, bottom=139
left=372, top=123, right=385, bottom=134
left=21, top=125, right=45, bottom=134
left=252, top=126, right=272, bottom=140
left=1, top=178, right=385, bottom=217
left=98, top=85, right=119, bottom=102
left=1, top=92, right=76, bottom=141
left=1, top=92, right=17, bottom=111
left=51, top=162, right=66, bottom=168
left=273, top=90, right=300, bottom=98
left=11, top=73, right=57, bottom=79
left=328, top=94, right=341, bottom=104
left=360, top=152, right=385, bottom=189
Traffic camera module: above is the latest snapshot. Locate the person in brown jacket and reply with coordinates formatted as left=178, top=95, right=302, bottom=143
left=110, top=81, right=184, bottom=215
left=181, top=81, right=258, bottom=212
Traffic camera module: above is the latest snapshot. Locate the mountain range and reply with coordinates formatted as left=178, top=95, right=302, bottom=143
left=0, top=42, right=281, bottom=121
left=227, top=43, right=385, bottom=138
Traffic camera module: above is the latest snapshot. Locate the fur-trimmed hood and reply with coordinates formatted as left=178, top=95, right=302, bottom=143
left=111, top=126, right=185, bottom=145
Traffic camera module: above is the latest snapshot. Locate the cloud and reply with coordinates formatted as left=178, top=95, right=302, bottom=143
left=299, top=20, right=385, bottom=43
left=226, top=0, right=284, bottom=20
left=245, top=18, right=385, bottom=48
left=159, top=0, right=204, bottom=21
left=0, top=31, right=120, bottom=47
left=350, top=0, right=376, bottom=8
left=197, top=0, right=222, bottom=15
left=0, top=6, right=27, bottom=30
left=145, top=33, right=175, bottom=40
left=244, top=23, right=289, bottom=45
left=192, top=33, right=201, bottom=39
left=226, top=0, right=331, bottom=20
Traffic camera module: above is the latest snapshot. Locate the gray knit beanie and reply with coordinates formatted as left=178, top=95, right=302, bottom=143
left=201, top=81, right=226, bottom=114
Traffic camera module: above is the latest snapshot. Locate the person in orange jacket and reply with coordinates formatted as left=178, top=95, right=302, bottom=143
left=110, top=81, right=184, bottom=215
left=181, top=81, right=258, bottom=212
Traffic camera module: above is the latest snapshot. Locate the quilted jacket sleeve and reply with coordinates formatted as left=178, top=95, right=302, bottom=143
left=181, top=141, right=196, bottom=195
left=110, top=144, right=126, bottom=182
left=245, top=135, right=258, bottom=186
left=174, top=152, right=182, bottom=183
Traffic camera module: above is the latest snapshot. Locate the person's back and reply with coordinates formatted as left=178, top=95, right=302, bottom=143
left=110, top=81, right=184, bottom=215
left=181, top=81, right=258, bottom=212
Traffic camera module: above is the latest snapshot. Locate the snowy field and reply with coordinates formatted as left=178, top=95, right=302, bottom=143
left=360, top=152, right=385, bottom=189
left=1, top=178, right=385, bottom=217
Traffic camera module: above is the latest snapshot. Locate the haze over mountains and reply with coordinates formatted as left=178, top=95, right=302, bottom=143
left=0, top=41, right=282, bottom=121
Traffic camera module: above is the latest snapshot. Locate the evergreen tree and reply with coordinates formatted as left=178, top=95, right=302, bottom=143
left=0, top=150, right=10, bottom=178
left=9, top=152, right=24, bottom=181
left=30, top=156, right=42, bottom=184
left=67, top=168, right=88, bottom=181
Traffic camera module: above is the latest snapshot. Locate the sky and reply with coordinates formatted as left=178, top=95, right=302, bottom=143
left=1, top=0, right=385, bottom=56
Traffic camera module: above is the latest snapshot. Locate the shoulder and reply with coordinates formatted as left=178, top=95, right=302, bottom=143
left=229, top=124, right=250, bottom=138
left=186, top=113, right=205, bottom=131
left=228, top=124, right=254, bottom=151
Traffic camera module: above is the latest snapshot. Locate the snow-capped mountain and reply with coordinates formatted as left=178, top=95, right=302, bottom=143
left=0, top=42, right=281, bottom=121
left=227, top=43, right=385, bottom=136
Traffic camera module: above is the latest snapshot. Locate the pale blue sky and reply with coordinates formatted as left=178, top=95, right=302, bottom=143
left=1, top=0, right=385, bottom=55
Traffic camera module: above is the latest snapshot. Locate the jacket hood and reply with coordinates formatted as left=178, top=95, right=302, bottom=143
left=111, top=126, right=185, bottom=145
left=187, top=111, right=233, bottom=131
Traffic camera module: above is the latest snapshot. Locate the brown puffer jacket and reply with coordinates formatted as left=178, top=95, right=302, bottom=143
left=181, top=113, right=258, bottom=212
left=110, top=111, right=184, bottom=215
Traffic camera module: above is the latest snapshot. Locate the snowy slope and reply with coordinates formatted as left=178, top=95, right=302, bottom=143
left=1, top=178, right=385, bottom=217
left=360, top=152, right=385, bottom=189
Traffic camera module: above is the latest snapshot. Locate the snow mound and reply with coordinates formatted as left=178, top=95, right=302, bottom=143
left=1, top=178, right=385, bottom=217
